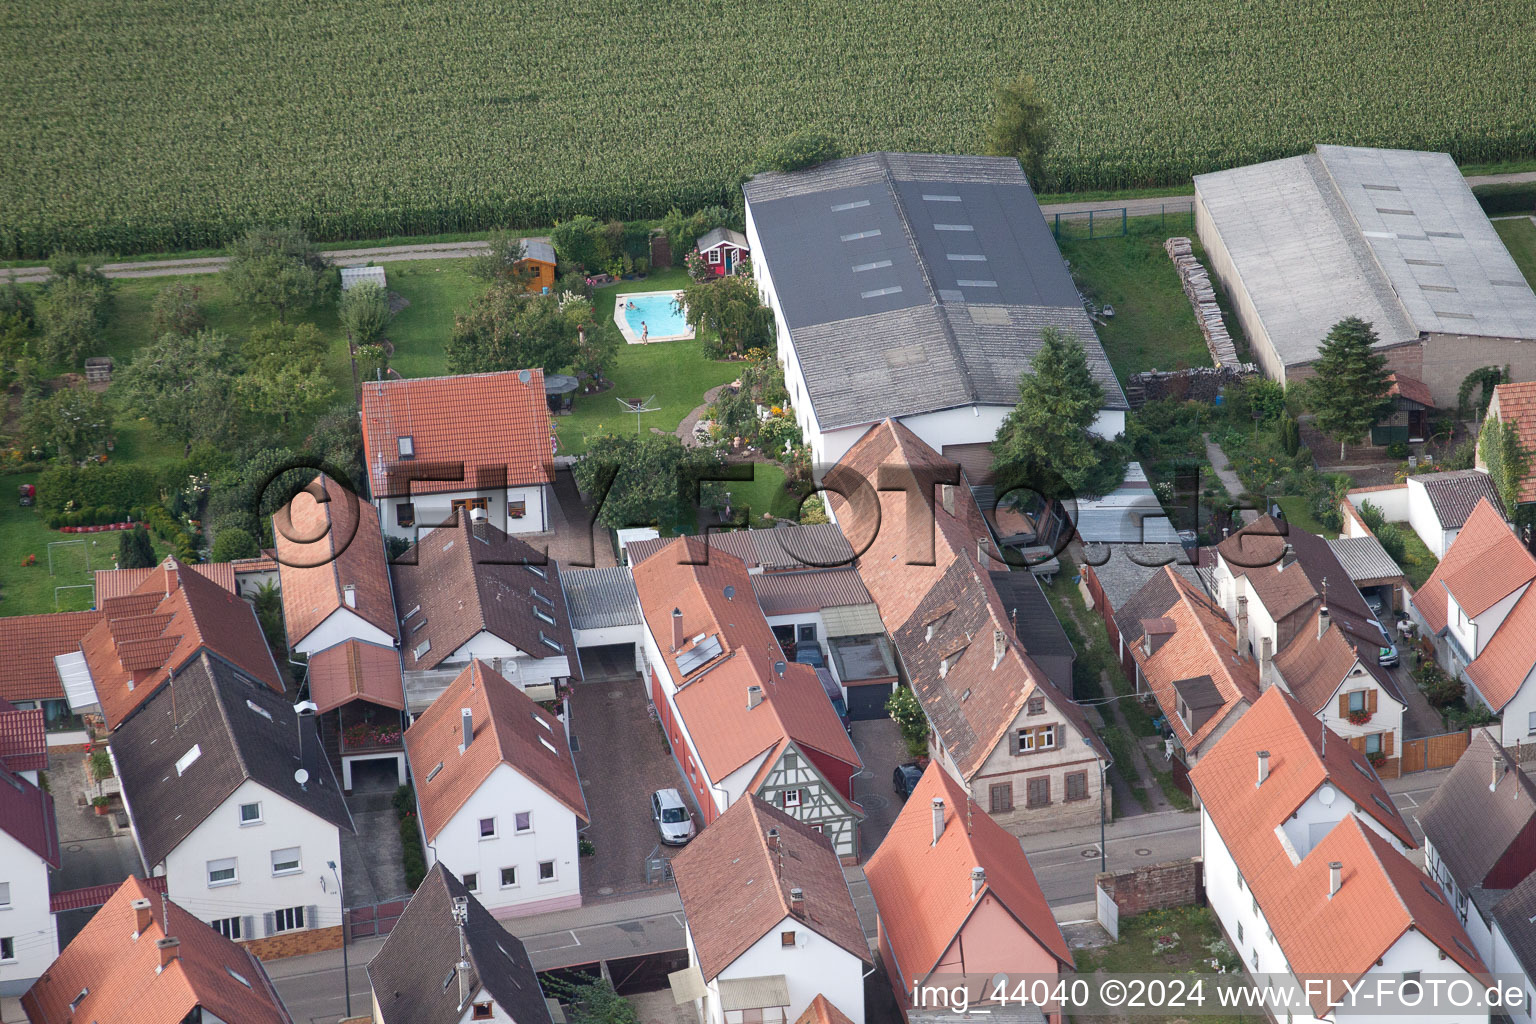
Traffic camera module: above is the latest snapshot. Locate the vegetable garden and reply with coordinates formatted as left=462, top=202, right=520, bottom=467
left=3, top=0, right=1535, bottom=257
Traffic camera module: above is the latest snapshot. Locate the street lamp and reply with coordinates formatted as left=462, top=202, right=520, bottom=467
left=1086, top=736, right=1112, bottom=872
left=327, top=860, right=351, bottom=1017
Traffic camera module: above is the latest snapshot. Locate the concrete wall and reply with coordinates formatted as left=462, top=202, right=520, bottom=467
left=0, top=830, right=56, bottom=997
left=1195, top=191, right=1285, bottom=386
left=160, top=778, right=343, bottom=939
left=295, top=608, right=396, bottom=657
left=423, top=762, right=581, bottom=918
left=1095, top=858, right=1201, bottom=917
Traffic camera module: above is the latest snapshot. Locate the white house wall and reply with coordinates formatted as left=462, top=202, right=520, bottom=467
left=1471, top=584, right=1527, bottom=660
left=571, top=624, right=644, bottom=672
left=1276, top=786, right=1408, bottom=861
left=714, top=916, right=866, bottom=1024
left=1315, top=668, right=1405, bottom=754
left=157, top=778, right=343, bottom=939
left=1494, top=663, right=1536, bottom=747
left=421, top=762, right=581, bottom=918
left=295, top=609, right=397, bottom=657
left=443, top=632, right=571, bottom=691
left=378, top=485, right=549, bottom=542
left=0, top=830, right=56, bottom=998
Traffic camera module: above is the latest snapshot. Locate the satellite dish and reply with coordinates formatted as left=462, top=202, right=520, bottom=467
left=294, top=768, right=310, bottom=787
left=1318, top=784, right=1336, bottom=806
left=723, top=585, right=735, bottom=600
left=518, top=369, right=532, bottom=384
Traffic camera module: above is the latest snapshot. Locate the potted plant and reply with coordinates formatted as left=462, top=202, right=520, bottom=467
left=91, top=796, right=111, bottom=816
left=1345, top=708, right=1372, bottom=726
left=1367, top=751, right=1388, bottom=768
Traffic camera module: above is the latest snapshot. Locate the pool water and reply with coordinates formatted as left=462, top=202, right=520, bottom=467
left=622, top=292, right=689, bottom=338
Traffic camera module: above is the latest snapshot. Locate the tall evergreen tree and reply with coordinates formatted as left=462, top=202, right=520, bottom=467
left=118, top=526, right=156, bottom=569
left=1298, top=317, right=1392, bottom=461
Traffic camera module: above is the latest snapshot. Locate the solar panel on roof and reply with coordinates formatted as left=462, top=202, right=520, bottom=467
left=922, top=194, right=961, bottom=201
left=933, top=224, right=973, bottom=231
left=676, top=634, right=723, bottom=675
left=956, top=280, right=997, bottom=288
left=946, top=254, right=987, bottom=261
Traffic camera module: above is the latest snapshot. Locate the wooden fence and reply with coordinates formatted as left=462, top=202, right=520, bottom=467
left=1400, top=730, right=1471, bottom=774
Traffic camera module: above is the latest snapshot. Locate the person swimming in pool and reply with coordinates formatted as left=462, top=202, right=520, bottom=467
left=626, top=300, right=637, bottom=311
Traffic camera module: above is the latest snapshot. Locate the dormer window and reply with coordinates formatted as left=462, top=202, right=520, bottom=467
left=533, top=607, right=556, bottom=626
left=940, top=650, right=962, bottom=678
left=397, top=436, right=414, bottom=459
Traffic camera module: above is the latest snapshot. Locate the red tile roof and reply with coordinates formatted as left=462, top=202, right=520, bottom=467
left=794, top=995, right=857, bottom=1024
left=306, top=640, right=405, bottom=714
left=404, top=661, right=587, bottom=842
left=1129, top=568, right=1259, bottom=753
left=83, top=560, right=285, bottom=728
left=96, top=562, right=236, bottom=602
left=22, top=877, right=293, bottom=1024
left=632, top=540, right=860, bottom=783
left=276, top=475, right=399, bottom=647
left=866, top=764, right=1070, bottom=990
left=230, top=550, right=279, bottom=574
left=1493, top=381, right=1536, bottom=504
left=1275, top=605, right=1403, bottom=713
left=1190, top=688, right=1482, bottom=1017
left=0, top=702, right=47, bottom=773
left=1464, top=589, right=1536, bottom=711
left=360, top=370, right=554, bottom=497
left=0, top=761, right=59, bottom=867
left=1413, top=498, right=1534, bottom=640
left=672, top=796, right=870, bottom=981
left=0, top=609, right=104, bottom=703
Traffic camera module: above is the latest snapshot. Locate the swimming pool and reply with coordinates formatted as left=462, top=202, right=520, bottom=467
left=615, top=290, right=693, bottom=343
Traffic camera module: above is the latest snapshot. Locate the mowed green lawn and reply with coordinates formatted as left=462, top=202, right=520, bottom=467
left=1494, top=217, right=1536, bottom=288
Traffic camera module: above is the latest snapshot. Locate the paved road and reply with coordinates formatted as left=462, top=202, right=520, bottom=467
left=7, top=169, right=1531, bottom=285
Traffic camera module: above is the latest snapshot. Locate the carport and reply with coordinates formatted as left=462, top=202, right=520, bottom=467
left=824, top=605, right=899, bottom=721
left=565, top=566, right=646, bottom=678
left=1328, top=535, right=1411, bottom=618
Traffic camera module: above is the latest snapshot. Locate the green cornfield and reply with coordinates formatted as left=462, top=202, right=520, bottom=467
left=2, top=0, right=1534, bottom=258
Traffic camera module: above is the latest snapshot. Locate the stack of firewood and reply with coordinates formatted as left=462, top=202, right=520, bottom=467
left=1165, top=237, right=1240, bottom=368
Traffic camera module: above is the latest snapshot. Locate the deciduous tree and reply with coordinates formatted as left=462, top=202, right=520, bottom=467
left=572, top=432, right=723, bottom=531
left=1298, top=317, right=1391, bottom=461
left=150, top=281, right=206, bottom=337
left=210, top=526, right=260, bottom=562
left=37, top=275, right=110, bottom=366
left=984, top=73, right=1053, bottom=187
left=117, top=330, right=238, bottom=453
left=467, top=231, right=536, bottom=287
left=25, top=386, right=113, bottom=464
left=446, top=288, right=576, bottom=375
left=338, top=280, right=391, bottom=348
left=225, top=226, right=333, bottom=323
left=678, top=274, right=773, bottom=356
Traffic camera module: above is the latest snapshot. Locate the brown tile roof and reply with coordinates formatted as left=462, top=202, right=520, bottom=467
left=230, top=550, right=279, bottom=574
left=277, top=475, right=399, bottom=648
left=866, top=764, right=1070, bottom=988
left=95, top=561, right=236, bottom=602
left=1413, top=499, right=1534, bottom=643
left=1492, top=873, right=1536, bottom=980
left=0, top=609, right=103, bottom=703
left=1415, top=469, right=1504, bottom=529
left=1493, top=380, right=1536, bottom=504
left=748, top=568, right=872, bottom=616
left=1418, top=729, right=1536, bottom=893
left=366, top=864, right=552, bottom=1024
left=672, top=796, right=869, bottom=981
left=1465, top=588, right=1536, bottom=710
left=0, top=701, right=47, bottom=773
left=403, top=661, right=587, bottom=842
left=632, top=540, right=861, bottom=782
left=0, top=761, right=59, bottom=867
left=1190, top=688, right=1481, bottom=1016
left=1129, top=569, right=1259, bottom=753
left=1386, top=372, right=1434, bottom=408
left=392, top=513, right=574, bottom=672
left=84, top=560, right=286, bottom=729
left=21, top=877, right=293, bottom=1024
left=360, top=370, right=554, bottom=498
left=111, top=653, right=351, bottom=868
left=1274, top=606, right=1403, bottom=713
left=1218, top=516, right=1374, bottom=622
left=794, top=995, right=857, bottom=1024
left=307, top=639, right=405, bottom=714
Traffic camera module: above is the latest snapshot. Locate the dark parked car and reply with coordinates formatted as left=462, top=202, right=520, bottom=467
left=815, top=668, right=851, bottom=734
left=892, top=762, right=924, bottom=800
left=794, top=640, right=825, bottom=668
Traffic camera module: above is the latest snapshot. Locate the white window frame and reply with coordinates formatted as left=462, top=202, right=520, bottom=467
left=783, top=789, right=802, bottom=808
left=479, top=816, right=497, bottom=839
left=463, top=872, right=479, bottom=893
left=500, top=866, right=519, bottom=889
left=272, top=906, right=305, bottom=933
left=1365, top=733, right=1383, bottom=756
left=514, top=811, right=533, bottom=834
left=1528, top=710, right=1536, bottom=736
left=537, top=860, right=557, bottom=883
left=708, top=248, right=722, bottom=265
left=212, top=916, right=243, bottom=940
left=1349, top=690, right=1367, bottom=714
left=207, top=857, right=238, bottom=888
left=271, top=846, right=302, bottom=876
left=239, top=801, right=263, bottom=826
left=1039, top=724, right=1057, bottom=750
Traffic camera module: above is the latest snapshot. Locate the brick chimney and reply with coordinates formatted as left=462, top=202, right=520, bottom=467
left=131, top=898, right=153, bottom=938
left=766, top=827, right=779, bottom=851
left=789, top=887, right=805, bottom=917
left=671, top=608, right=683, bottom=651
left=156, top=937, right=180, bottom=972
left=1236, top=596, right=1251, bottom=659
left=460, top=707, right=473, bottom=751
left=1256, top=750, right=1270, bottom=787
left=931, top=797, right=945, bottom=846
left=1259, top=637, right=1273, bottom=690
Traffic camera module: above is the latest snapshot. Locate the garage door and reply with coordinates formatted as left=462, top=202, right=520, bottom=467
left=846, top=682, right=893, bottom=721
left=577, top=643, right=638, bottom=681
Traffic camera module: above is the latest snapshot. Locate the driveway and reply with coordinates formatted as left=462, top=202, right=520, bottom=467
left=850, top=718, right=909, bottom=859
left=1390, top=661, right=1445, bottom=739
left=49, top=749, right=145, bottom=948
left=545, top=464, right=616, bottom=569
left=568, top=670, right=694, bottom=902
left=338, top=759, right=410, bottom=907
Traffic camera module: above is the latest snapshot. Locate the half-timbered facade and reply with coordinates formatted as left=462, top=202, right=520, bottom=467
left=632, top=539, right=864, bottom=860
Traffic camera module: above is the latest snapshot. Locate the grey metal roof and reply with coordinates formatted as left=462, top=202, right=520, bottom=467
left=744, top=152, right=1126, bottom=430
left=749, top=568, right=872, bottom=616
left=696, top=227, right=746, bottom=252
left=1194, top=146, right=1536, bottom=372
left=1317, top=145, right=1536, bottom=340
left=1415, top=469, right=1505, bottom=528
left=520, top=238, right=556, bottom=265
left=625, top=523, right=855, bottom=571
left=562, top=566, right=641, bottom=630
left=1172, top=673, right=1225, bottom=711
left=1326, top=535, right=1404, bottom=583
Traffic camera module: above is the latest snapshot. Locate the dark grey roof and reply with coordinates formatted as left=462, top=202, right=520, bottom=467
left=743, top=152, right=1126, bottom=430
left=1418, top=729, right=1536, bottom=894
left=625, top=523, right=855, bottom=571
left=1095, top=549, right=1208, bottom=638
left=697, top=227, right=746, bottom=251
left=368, top=864, right=552, bottom=1024
left=1172, top=673, right=1224, bottom=711
left=1492, top=873, right=1536, bottom=978
left=562, top=566, right=641, bottom=630
left=989, top=570, right=1074, bottom=661
left=1416, top=470, right=1505, bottom=528
left=520, top=239, right=555, bottom=265
left=112, top=653, right=352, bottom=868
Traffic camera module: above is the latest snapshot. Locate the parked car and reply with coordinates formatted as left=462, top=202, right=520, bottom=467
left=793, top=640, right=825, bottom=668
left=892, top=762, right=924, bottom=800
left=1375, top=623, right=1400, bottom=668
left=650, top=788, right=695, bottom=845
left=814, top=668, right=851, bottom=734
left=1364, top=591, right=1385, bottom=617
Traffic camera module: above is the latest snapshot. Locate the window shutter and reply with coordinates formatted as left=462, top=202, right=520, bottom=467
left=1368, top=689, right=1378, bottom=714
left=241, top=916, right=255, bottom=940
left=1349, top=736, right=1365, bottom=753
left=1384, top=731, right=1394, bottom=757
left=305, top=905, right=318, bottom=931
left=263, top=912, right=276, bottom=937
left=1008, top=730, right=1020, bottom=756
left=1338, top=693, right=1349, bottom=718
